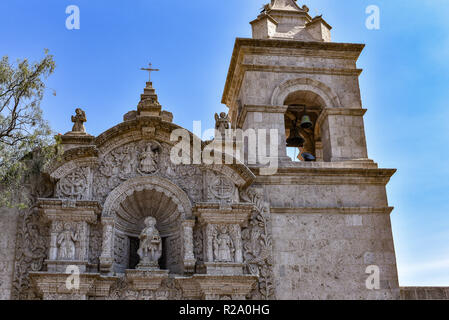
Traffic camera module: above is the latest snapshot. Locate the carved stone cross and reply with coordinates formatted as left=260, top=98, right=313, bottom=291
left=212, top=177, right=234, bottom=198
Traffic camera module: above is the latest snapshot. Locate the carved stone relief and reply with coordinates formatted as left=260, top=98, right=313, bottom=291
left=166, top=235, right=182, bottom=272
left=213, top=225, right=235, bottom=263
left=107, top=277, right=182, bottom=300
left=138, top=142, right=161, bottom=175
left=55, top=222, right=79, bottom=260
left=205, top=170, right=237, bottom=203
left=193, top=225, right=204, bottom=269
left=240, top=187, right=275, bottom=300
left=93, top=141, right=203, bottom=203
left=56, top=167, right=91, bottom=200
left=88, top=224, right=102, bottom=270
left=11, top=207, right=49, bottom=300
left=113, top=233, right=129, bottom=273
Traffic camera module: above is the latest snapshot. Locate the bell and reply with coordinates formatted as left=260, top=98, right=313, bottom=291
left=300, top=115, right=313, bottom=129
left=286, top=128, right=305, bottom=148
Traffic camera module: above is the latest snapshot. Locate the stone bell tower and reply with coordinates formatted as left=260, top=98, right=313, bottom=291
left=222, top=0, right=400, bottom=299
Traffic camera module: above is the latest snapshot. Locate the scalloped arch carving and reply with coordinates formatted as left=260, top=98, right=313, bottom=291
left=271, top=78, right=341, bottom=107
left=102, top=176, right=193, bottom=225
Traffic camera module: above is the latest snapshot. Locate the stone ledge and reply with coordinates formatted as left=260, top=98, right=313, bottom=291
left=401, top=287, right=449, bottom=300
left=252, top=167, right=396, bottom=185
left=271, top=206, right=394, bottom=215
left=125, top=269, right=170, bottom=291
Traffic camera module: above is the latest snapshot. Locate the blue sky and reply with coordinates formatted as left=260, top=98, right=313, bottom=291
left=1, top=0, right=448, bottom=286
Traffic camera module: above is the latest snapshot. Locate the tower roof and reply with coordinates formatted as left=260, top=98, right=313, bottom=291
left=251, top=1, right=331, bottom=42
left=268, top=0, right=307, bottom=12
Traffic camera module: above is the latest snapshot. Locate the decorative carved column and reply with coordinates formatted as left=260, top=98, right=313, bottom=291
left=181, top=220, right=196, bottom=273
left=99, top=217, right=115, bottom=274
left=38, top=199, right=100, bottom=273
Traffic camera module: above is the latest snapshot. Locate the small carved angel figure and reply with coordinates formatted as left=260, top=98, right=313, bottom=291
left=57, top=223, right=78, bottom=260
left=214, top=112, right=230, bottom=139
left=71, top=108, right=87, bottom=133
left=213, top=226, right=235, bottom=263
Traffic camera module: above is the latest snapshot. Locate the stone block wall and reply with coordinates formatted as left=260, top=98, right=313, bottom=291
left=271, top=212, right=400, bottom=300
left=0, top=208, right=19, bottom=300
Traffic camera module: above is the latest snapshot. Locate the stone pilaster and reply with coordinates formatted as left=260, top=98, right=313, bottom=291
left=181, top=220, right=196, bottom=273
left=317, top=108, right=369, bottom=162
left=99, top=217, right=115, bottom=274
left=237, top=104, right=290, bottom=166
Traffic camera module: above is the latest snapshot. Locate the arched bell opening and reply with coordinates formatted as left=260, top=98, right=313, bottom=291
left=284, top=90, right=325, bottom=162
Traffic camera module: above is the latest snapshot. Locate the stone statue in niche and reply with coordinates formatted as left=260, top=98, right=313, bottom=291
left=138, top=143, right=160, bottom=175
left=215, top=112, right=230, bottom=139
left=71, top=108, right=87, bottom=133
left=57, top=223, right=79, bottom=260
left=213, top=226, right=235, bottom=263
left=137, top=217, right=162, bottom=269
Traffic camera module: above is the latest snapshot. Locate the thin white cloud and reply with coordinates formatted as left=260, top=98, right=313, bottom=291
left=399, top=258, right=449, bottom=276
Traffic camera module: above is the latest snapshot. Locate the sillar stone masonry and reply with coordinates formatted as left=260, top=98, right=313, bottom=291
left=1, top=0, right=448, bottom=300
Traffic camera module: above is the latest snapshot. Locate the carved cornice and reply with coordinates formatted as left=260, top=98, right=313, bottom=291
left=222, top=37, right=365, bottom=106
left=316, top=107, right=367, bottom=129
left=252, top=167, right=396, bottom=185
left=37, top=198, right=102, bottom=212
left=47, top=147, right=99, bottom=178
left=37, top=198, right=101, bottom=223
left=29, top=272, right=117, bottom=298
left=242, top=64, right=363, bottom=76
left=237, top=104, right=288, bottom=128
left=125, top=269, right=170, bottom=291
left=270, top=206, right=394, bottom=215
left=192, top=274, right=258, bottom=297
left=193, top=203, right=254, bottom=226
left=61, top=133, right=95, bottom=146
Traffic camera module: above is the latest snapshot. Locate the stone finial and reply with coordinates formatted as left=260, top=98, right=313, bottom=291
left=71, top=108, right=87, bottom=133
left=270, top=0, right=304, bottom=11
left=137, top=80, right=162, bottom=117
left=252, top=1, right=330, bottom=41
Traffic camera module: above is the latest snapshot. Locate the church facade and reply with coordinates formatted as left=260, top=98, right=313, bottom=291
left=2, top=0, right=440, bottom=300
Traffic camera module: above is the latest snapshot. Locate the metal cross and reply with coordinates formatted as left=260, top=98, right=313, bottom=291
left=140, top=63, right=160, bottom=82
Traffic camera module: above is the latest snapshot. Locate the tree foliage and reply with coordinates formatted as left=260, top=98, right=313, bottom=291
left=0, top=51, right=59, bottom=208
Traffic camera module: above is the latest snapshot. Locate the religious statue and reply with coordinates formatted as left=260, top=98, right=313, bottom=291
left=139, top=143, right=160, bottom=174
left=71, top=108, right=87, bottom=133
left=213, top=226, right=235, bottom=263
left=214, top=112, right=230, bottom=139
left=137, top=217, right=162, bottom=269
left=57, top=223, right=79, bottom=260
